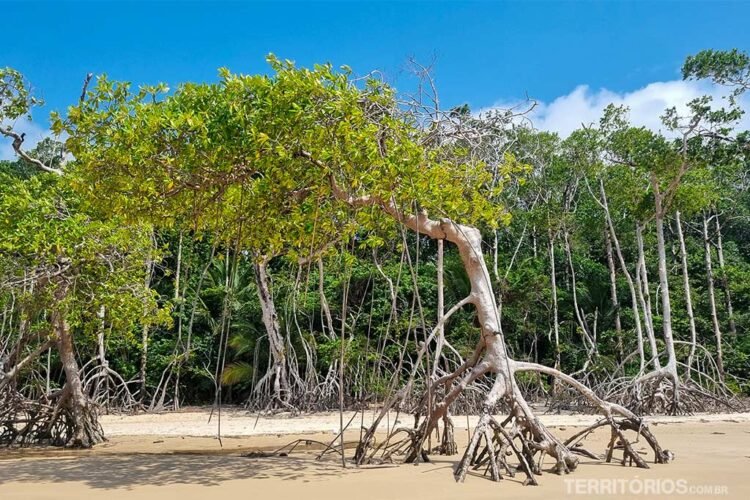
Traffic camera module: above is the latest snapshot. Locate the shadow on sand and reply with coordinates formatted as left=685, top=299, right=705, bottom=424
left=0, top=453, right=356, bottom=489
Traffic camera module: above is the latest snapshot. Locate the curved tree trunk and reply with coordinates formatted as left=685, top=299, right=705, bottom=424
left=650, top=182, right=680, bottom=408
left=598, top=180, right=645, bottom=371
left=53, top=304, right=104, bottom=448
left=253, top=258, right=290, bottom=403
left=305, top=154, right=668, bottom=482
left=563, top=229, right=595, bottom=366
left=548, top=230, right=561, bottom=377
left=605, top=227, right=624, bottom=363
left=318, top=258, right=337, bottom=340
left=636, top=223, right=660, bottom=369
left=403, top=218, right=664, bottom=476
left=675, top=211, right=698, bottom=377
left=703, top=213, right=725, bottom=381
left=357, top=213, right=664, bottom=474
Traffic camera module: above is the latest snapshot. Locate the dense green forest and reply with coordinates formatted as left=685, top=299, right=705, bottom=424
left=0, top=50, right=748, bottom=470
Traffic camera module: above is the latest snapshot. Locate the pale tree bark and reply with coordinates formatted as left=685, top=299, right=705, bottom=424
left=504, top=223, right=527, bottom=281
left=675, top=211, right=698, bottom=378
left=302, top=152, right=668, bottom=481
left=151, top=233, right=186, bottom=410
left=548, top=230, right=561, bottom=375
left=636, top=223, right=660, bottom=369
left=253, top=258, right=290, bottom=403
left=2, top=281, right=104, bottom=447
left=714, top=213, right=737, bottom=338
left=563, top=229, right=596, bottom=367
left=651, top=179, right=679, bottom=391
left=174, top=232, right=183, bottom=302
left=92, top=305, right=110, bottom=405
left=595, top=179, right=645, bottom=371
left=338, top=266, right=349, bottom=468
left=492, top=230, right=500, bottom=282
left=172, top=232, right=186, bottom=409
left=0, top=126, right=64, bottom=175
left=139, top=239, right=156, bottom=403
left=604, top=227, right=624, bottom=362
left=318, top=258, right=337, bottom=340
left=139, top=325, right=149, bottom=402
left=702, top=213, right=725, bottom=381
left=433, top=238, right=446, bottom=372
left=395, top=214, right=664, bottom=475
left=432, top=237, right=456, bottom=454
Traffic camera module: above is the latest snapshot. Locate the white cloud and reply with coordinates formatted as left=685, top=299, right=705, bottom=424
left=5, top=80, right=747, bottom=161
left=481, top=80, right=750, bottom=138
left=0, top=117, right=51, bottom=161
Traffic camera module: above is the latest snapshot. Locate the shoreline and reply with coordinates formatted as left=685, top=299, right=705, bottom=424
left=2, top=410, right=749, bottom=499
left=98, top=407, right=750, bottom=437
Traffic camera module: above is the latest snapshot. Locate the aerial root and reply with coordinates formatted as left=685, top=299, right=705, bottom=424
left=598, top=358, right=743, bottom=416
left=454, top=414, right=537, bottom=485
left=563, top=417, right=672, bottom=466
left=453, top=412, right=669, bottom=485
left=0, top=388, right=104, bottom=448
left=438, top=413, right=458, bottom=455
left=346, top=357, right=672, bottom=487
left=241, top=438, right=347, bottom=459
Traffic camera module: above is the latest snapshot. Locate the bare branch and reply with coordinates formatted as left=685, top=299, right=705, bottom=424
left=0, top=125, right=63, bottom=176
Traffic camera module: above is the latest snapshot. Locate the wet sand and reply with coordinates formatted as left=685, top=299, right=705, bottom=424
left=1, top=409, right=748, bottom=499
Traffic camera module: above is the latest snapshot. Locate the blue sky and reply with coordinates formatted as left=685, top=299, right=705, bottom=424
left=2, top=0, right=750, bottom=156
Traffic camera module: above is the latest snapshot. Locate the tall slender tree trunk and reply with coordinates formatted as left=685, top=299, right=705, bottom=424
left=702, top=213, right=725, bottom=381
left=636, top=224, right=660, bottom=369
left=492, top=229, right=500, bottom=282
left=651, top=181, right=679, bottom=401
left=598, top=179, right=645, bottom=371
left=714, top=213, right=736, bottom=338
left=338, top=266, right=349, bottom=468
left=139, top=235, right=155, bottom=403
left=563, top=229, right=595, bottom=364
left=675, top=211, right=698, bottom=378
left=93, top=305, right=109, bottom=407
left=432, top=237, right=456, bottom=453
left=253, top=258, right=290, bottom=402
left=318, top=258, right=336, bottom=340
left=172, top=232, right=185, bottom=409
left=183, top=245, right=216, bottom=392
left=433, top=238, right=446, bottom=372
left=604, top=227, right=624, bottom=362
left=174, top=232, right=183, bottom=302
left=139, top=324, right=149, bottom=401
left=548, top=230, right=561, bottom=375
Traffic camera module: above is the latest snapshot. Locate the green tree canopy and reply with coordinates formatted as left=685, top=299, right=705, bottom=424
left=58, top=57, right=522, bottom=259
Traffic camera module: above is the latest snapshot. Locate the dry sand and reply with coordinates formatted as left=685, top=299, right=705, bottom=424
left=1, top=408, right=748, bottom=499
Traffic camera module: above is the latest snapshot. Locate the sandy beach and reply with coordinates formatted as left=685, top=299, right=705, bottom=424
left=0, top=408, right=748, bottom=499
